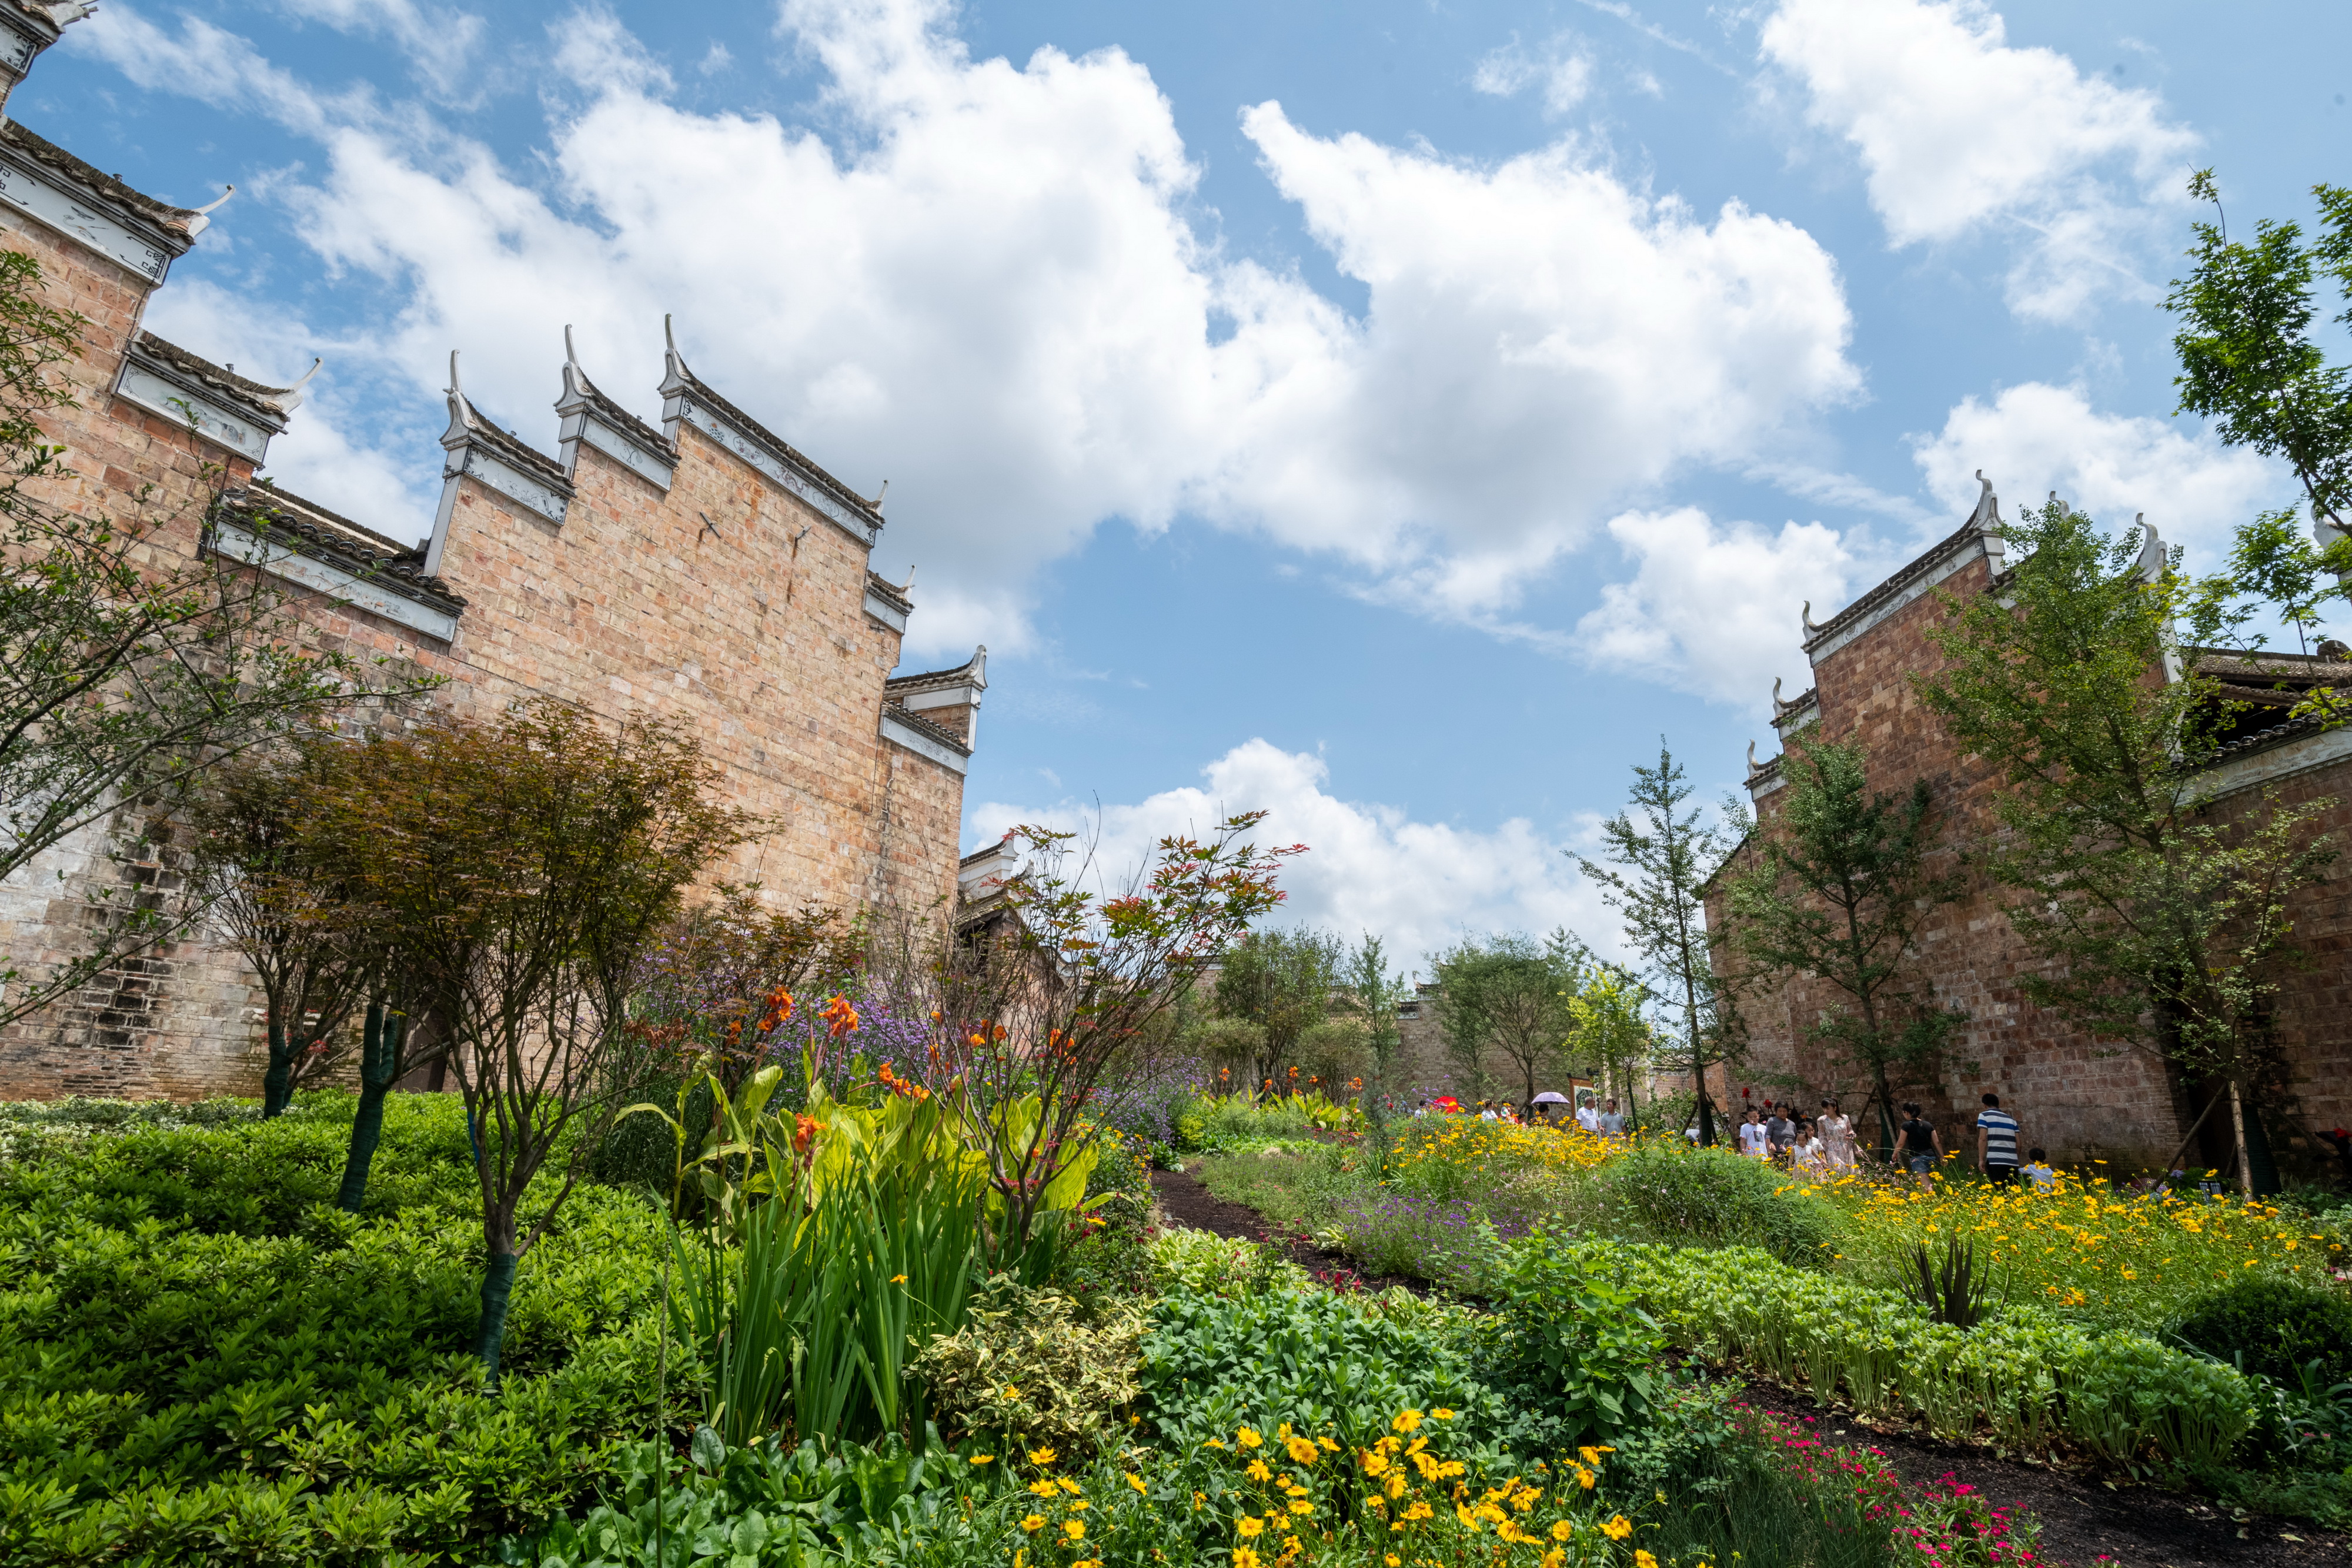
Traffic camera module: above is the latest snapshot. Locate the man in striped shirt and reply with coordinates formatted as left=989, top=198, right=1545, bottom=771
left=1976, top=1093, right=2021, bottom=1184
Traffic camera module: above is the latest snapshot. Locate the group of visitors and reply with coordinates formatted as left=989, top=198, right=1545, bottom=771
left=1573, top=1095, right=1630, bottom=1137
left=1726, top=1091, right=2059, bottom=1189
left=1733, top=1098, right=1859, bottom=1173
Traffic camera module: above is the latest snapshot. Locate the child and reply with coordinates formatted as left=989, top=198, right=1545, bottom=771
left=1738, top=1107, right=1770, bottom=1159
left=2023, top=1147, right=2057, bottom=1191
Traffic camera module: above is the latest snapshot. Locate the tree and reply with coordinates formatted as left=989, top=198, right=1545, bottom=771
left=0, top=249, right=429, bottom=1031
left=188, top=747, right=370, bottom=1118
left=1212, top=926, right=1344, bottom=1091
left=1342, top=931, right=1408, bottom=1105
left=1430, top=931, right=1580, bottom=1107
left=1564, top=961, right=1652, bottom=1128
left=1578, top=744, right=1744, bottom=1146
left=1724, top=739, right=1968, bottom=1160
left=1916, top=500, right=2339, bottom=1194
left=306, top=700, right=755, bottom=1376
left=2168, top=173, right=2352, bottom=543
left=920, top=814, right=1298, bottom=1256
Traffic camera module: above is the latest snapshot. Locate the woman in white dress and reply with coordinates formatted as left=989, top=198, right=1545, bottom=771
left=1818, top=1099, right=1857, bottom=1171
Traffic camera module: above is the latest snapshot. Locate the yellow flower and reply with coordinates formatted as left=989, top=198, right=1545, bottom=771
left=1573, top=1466, right=1596, bottom=1490
left=1361, top=1453, right=1391, bottom=1477
left=1289, top=1500, right=1314, bottom=1516
left=1068, top=1499, right=1090, bottom=1512
left=1387, top=1556, right=1402, bottom=1566
left=1062, top=1520, right=1085, bottom=1542
left=1318, top=1436, right=1341, bottom=1452
left=1392, top=1410, right=1424, bottom=1434
left=1057, top=1477, right=1081, bottom=1496
left=971, top=1455, right=995, bottom=1466
left=1003, top=1386, right=1021, bottom=1400
left=1021, top=1515, right=1046, bottom=1533
left=1431, top=1408, right=1455, bottom=1420
left=1126, top=1473, right=1147, bottom=1495
left=1030, top=1447, right=1058, bottom=1466
left=1246, top=1460, right=1274, bottom=1483
left=1551, top=1521, right=1573, bottom=1542
left=1385, top=1471, right=1408, bottom=1500
left=1637, top=1552, right=1661, bottom=1568
left=1578, top=1446, right=1612, bottom=1466
left=1603, top=1516, right=1633, bottom=1541
left=1193, top=1491, right=1206, bottom=1511
left=890, top=1274, right=908, bottom=1284
left=1030, top=1481, right=1060, bottom=1500
left=1238, top=1517, right=1266, bottom=1539
left=1238, top=1426, right=1264, bottom=1449
left=1286, top=1436, right=1321, bottom=1465
left=1234, top=1550, right=1263, bottom=1568
left=1542, top=1552, right=1565, bottom=1568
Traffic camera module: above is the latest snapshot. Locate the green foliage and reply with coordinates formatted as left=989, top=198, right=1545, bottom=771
left=1058, top=1129, right=1155, bottom=1303
left=1145, top=1225, right=1305, bottom=1298
left=2167, top=173, right=2352, bottom=549
left=1599, top=1141, right=1837, bottom=1266
left=1487, top=1236, right=1669, bottom=1443
left=1515, top=1232, right=2257, bottom=1467
left=1429, top=931, right=1582, bottom=1105
left=2173, top=1276, right=2352, bottom=1387
left=0, top=1094, right=669, bottom=1565
left=1210, top=926, right=1347, bottom=1088
left=1138, top=1285, right=1506, bottom=1460
left=911, top=1281, right=1147, bottom=1457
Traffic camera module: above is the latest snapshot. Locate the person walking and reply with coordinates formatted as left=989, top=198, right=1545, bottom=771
left=1597, top=1097, right=1627, bottom=1138
left=1766, top=1103, right=1796, bottom=1165
left=1975, top=1092, right=2021, bottom=1185
left=1792, top=1118, right=1829, bottom=1176
left=1896, top=1102, right=1943, bottom=1188
left=1818, top=1099, right=1856, bottom=1172
left=1575, top=1095, right=1601, bottom=1134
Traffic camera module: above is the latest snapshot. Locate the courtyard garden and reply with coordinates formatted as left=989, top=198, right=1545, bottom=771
left=6, top=1069, right=2350, bottom=1567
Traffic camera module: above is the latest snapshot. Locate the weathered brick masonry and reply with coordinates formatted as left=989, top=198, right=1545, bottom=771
left=1706, top=476, right=2352, bottom=1174
left=0, top=9, right=984, bottom=1099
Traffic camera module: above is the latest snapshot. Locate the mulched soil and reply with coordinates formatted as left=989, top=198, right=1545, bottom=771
left=1148, top=1164, right=2348, bottom=1568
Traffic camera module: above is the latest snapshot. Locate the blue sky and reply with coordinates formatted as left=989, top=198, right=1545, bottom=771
left=32, top=0, right=2350, bottom=967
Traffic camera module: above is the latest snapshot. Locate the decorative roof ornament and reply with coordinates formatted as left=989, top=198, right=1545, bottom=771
left=901, top=563, right=916, bottom=592
left=440, top=349, right=479, bottom=445
left=271, top=357, right=320, bottom=412
left=866, top=479, right=888, bottom=510
left=2135, top=515, right=2166, bottom=581
left=1771, top=677, right=1789, bottom=720
left=1746, top=740, right=1762, bottom=777
left=41, top=2, right=98, bottom=26
left=184, top=183, right=235, bottom=238
left=661, top=312, right=691, bottom=388
left=1801, top=600, right=1822, bottom=638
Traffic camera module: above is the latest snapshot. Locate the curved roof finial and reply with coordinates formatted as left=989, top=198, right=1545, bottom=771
left=564, top=323, right=581, bottom=374
left=2136, top=514, right=2166, bottom=580
left=186, top=183, right=236, bottom=236
left=1801, top=599, right=1822, bottom=637
left=1746, top=739, right=1760, bottom=775
left=272, top=357, right=322, bottom=412
left=1771, top=676, right=1787, bottom=717
left=901, top=562, right=916, bottom=592
left=866, top=479, right=889, bottom=510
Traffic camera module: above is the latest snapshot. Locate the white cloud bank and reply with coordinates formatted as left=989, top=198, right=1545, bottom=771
left=1911, top=382, right=2289, bottom=565
left=969, top=740, right=1611, bottom=969
left=1759, top=0, right=2197, bottom=321
left=71, top=0, right=1860, bottom=657
left=1575, top=507, right=1855, bottom=706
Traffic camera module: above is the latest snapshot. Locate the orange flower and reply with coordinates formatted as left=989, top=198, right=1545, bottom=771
left=820, top=995, right=860, bottom=1038
left=793, top=1114, right=820, bottom=1156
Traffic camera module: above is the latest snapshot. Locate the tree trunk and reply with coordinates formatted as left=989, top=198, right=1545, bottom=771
left=1873, top=1064, right=1899, bottom=1165
left=336, top=1001, right=406, bottom=1212
left=2227, top=1076, right=2253, bottom=1198
left=260, top=1014, right=295, bottom=1118
left=476, top=1222, right=521, bottom=1382
left=1693, top=1039, right=1716, bottom=1148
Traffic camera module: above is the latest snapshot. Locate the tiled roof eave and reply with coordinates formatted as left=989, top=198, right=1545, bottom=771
left=132, top=333, right=297, bottom=429
left=865, top=571, right=914, bottom=616
left=583, top=382, right=677, bottom=462
left=460, top=403, right=572, bottom=492
left=1802, top=520, right=1990, bottom=656
left=677, top=370, right=879, bottom=526
left=0, top=121, right=202, bottom=240
left=881, top=701, right=971, bottom=756
left=213, top=489, right=466, bottom=612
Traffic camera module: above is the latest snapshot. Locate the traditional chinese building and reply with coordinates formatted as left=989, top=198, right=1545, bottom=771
left=0, top=8, right=987, bottom=1099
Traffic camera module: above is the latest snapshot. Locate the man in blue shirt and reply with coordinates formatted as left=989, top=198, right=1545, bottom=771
left=1975, top=1092, right=2021, bottom=1184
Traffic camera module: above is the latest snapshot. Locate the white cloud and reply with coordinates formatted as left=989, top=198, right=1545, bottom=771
left=1471, top=35, right=1594, bottom=116
left=1910, top=383, right=2289, bottom=566
left=1574, top=507, right=1855, bottom=706
left=272, top=0, right=488, bottom=100
left=1758, top=0, right=2197, bottom=320
left=970, top=740, right=1611, bottom=968
left=69, top=0, right=1862, bottom=659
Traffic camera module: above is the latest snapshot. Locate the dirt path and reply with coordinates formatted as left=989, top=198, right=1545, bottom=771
left=1150, top=1165, right=2346, bottom=1568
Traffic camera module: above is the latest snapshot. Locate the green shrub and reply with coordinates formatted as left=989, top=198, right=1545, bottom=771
left=1599, top=1139, right=1838, bottom=1265
left=1486, top=1230, right=1669, bottom=1443
left=2173, top=1276, right=2352, bottom=1388
left=1057, top=1129, right=1155, bottom=1305
left=0, top=1094, right=669, bottom=1564
left=1507, top=1232, right=2257, bottom=1467
left=1138, top=1284, right=1507, bottom=1460
left=1145, top=1224, right=1304, bottom=1297
left=911, top=1281, right=1146, bottom=1457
